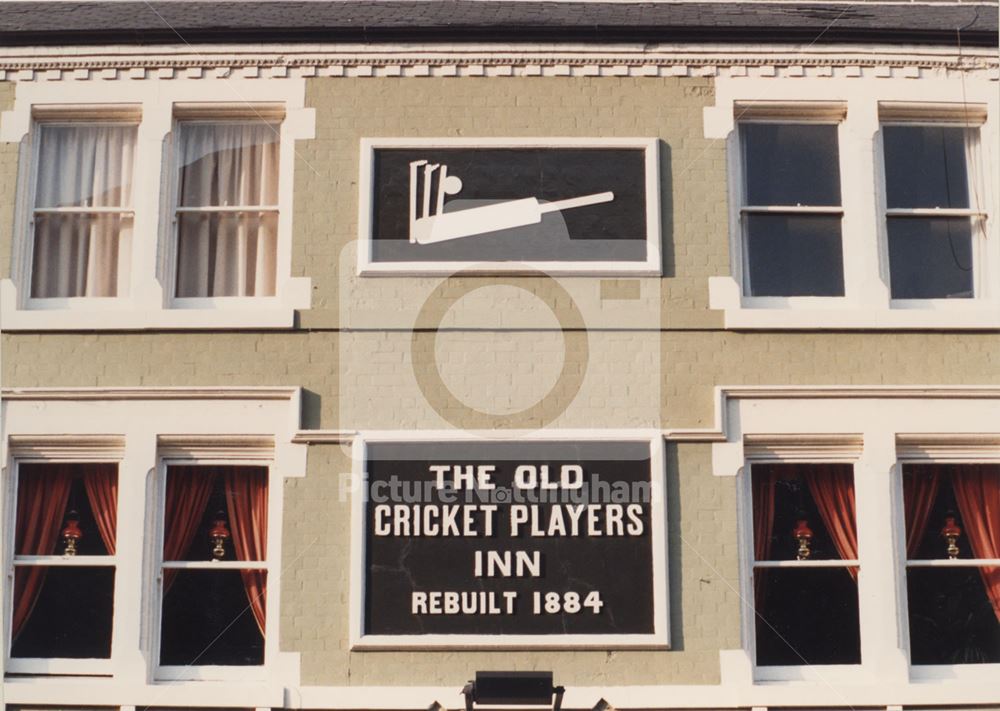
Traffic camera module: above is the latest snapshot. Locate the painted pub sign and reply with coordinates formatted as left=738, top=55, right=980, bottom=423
left=351, top=438, right=668, bottom=648
left=358, top=139, right=661, bottom=273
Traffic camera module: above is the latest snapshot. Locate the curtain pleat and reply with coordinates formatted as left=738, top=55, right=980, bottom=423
left=903, top=467, right=941, bottom=558
left=12, top=465, right=74, bottom=639
left=804, top=464, right=859, bottom=581
left=162, top=466, right=216, bottom=591
left=224, top=467, right=269, bottom=635
left=752, top=465, right=778, bottom=608
left=951, top=465, right=1000, bottom=623
left=83, top=463, right=119, bottom=555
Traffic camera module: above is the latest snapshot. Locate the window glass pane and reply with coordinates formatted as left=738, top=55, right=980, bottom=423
left=907, top=567, right=1000, bottom=664
left=31, top=214, right=130, bottom=298
left=903, top=464, right=1000, bottom=560
left=742, top=123, right=841, bottom=206
left=10, top=566, right=114, bottom=659
left=35, top=124, right=136, bottom=208
left=888, top=217, right=974, bottom=299
left=160, top=570, right=266, bottom=666
left=174, top=212, right=277, bottom=298
left=883, top=125, right=971, bottom=209
left=163, top=465, right=268, bottom=562
left=178, top=122, right=279, bottom=208
left=15, top=463, right=118, bottom=556
left=745, top=214, right=844, bottom=296
left=754, top=567, right=861, bottom=665
left=752, top=463, right=857, bottom=562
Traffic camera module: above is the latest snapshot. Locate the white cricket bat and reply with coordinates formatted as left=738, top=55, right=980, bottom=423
left=412, top=191, right=615, bottom=245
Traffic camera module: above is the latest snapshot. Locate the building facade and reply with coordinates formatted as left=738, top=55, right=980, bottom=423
left=1, top=2, right=999, bottom=711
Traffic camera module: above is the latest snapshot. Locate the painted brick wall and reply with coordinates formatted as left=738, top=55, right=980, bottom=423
left=0, top=81, right=17, bottom=278
left=4, top=73, right=1000, bottom=689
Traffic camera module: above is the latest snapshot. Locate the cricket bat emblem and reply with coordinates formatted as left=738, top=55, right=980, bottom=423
left=408, top=160, right=615, bottom=245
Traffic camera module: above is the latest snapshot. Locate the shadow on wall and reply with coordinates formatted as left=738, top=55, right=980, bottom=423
left=664, top=441, right=685, bottom=652
left=659, top=140, right=675, bottom=279
left=301, top=388, right=323, bottom=430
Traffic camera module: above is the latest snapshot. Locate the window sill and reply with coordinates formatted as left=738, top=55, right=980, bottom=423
left=0, top=278, right=311, bottom=330
left=709, top=276, right=1000, bottom=329
left=754, top=663, right=866, bottom=684
left=5, top=657, right=112, bottom=675
left=909, top=663, right=1000, bottom=682
left=357, top=261, right=663, bottom=277
left=155, top=664, right=267, bottom=682
left=3, top=677, right=286, bottom=707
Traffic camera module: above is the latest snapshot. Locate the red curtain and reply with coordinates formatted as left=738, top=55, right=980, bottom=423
left=752, top=465, right=778, bottom=607
left=162, top=466, right=215, bottom=591
left=83, top=463, right=118, bottom=555
left=12, top=465, right=73, bottom=639
left=902, top=467, right=940, bottom=558
left=804, top=465, right=859, bottom=581
left=951, top=465, right=1000, bottom=623
left=224, top=468, right=268, bottom=634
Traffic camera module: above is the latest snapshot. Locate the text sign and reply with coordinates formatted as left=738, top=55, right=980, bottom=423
left=361, top=440, right=662, bottom=643
left=364, top=141, right=656, bottom=264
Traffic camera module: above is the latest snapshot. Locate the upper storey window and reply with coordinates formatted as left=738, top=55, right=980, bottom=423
left=707, top=90, right=996, bottom=329
left=882, top=124, right=985, bottom=300
left=739, top=122, right=844, bottom=297
left=29, top=116, right=138, bottom=300
left=173, top=120, right=280, bottom=299
left=2, top=82, right=313, bottom=331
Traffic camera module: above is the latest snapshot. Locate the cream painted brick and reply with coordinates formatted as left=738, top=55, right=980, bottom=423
left=0, top=82, right=18, bottom=278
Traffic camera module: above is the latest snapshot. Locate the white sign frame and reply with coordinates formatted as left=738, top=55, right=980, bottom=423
left=349, top=429, right=669, bottom=650
left=357, top=138, right=663, bottom=276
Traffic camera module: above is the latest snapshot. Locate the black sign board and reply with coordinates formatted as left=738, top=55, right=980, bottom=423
left=355, top=439, right=667, bottom=648
left=359, top=140, right=660, bottom=271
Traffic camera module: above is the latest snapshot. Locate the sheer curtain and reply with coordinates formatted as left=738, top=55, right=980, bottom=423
left=31, top=124, right=135, bottom=298
left=175, top=122, right=279, bottom=298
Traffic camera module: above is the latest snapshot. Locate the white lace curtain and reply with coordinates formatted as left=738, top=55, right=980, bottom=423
left=174, top=122, right=280, bottom=298
left=31, top=124, right=136, bottom=298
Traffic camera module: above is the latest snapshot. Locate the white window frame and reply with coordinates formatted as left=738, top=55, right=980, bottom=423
left=711, top=390, right=1000, bottom=693
left=4, top=439, right=125, bottom=676
left=876, top=110, right=992, bottom=307
left=152, top=447, right=278, bottom=682
left=0, top=80, right=314, bottom=331
left=738, top=436, right=863, bottom=683
left=706, top=76, right=1000, bottom=329
left=734, top=106, right=848, bottom=304
left=0, top=389, right=304, bottom=701
left=356, top=137, right=663, bottom=276
left=165, top=104, right=287, bottom=310
left=894, top=440, right=1000, bottom=680
left=23, top=108, right=141, bottom=308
